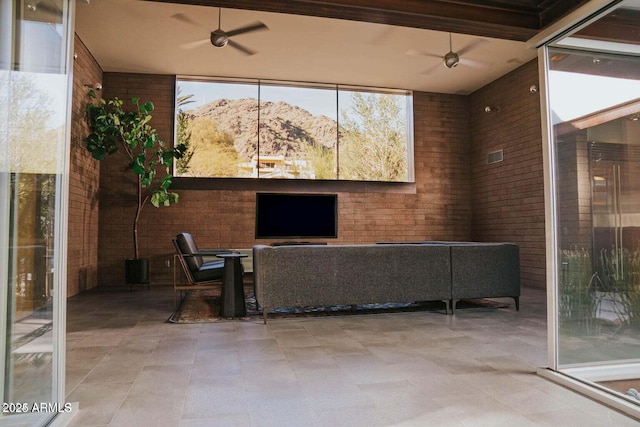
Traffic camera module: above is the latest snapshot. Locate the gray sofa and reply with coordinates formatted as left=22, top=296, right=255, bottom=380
left=253, top=242, right=520, bottom=322
left=448, top=243, right=520, bottom=311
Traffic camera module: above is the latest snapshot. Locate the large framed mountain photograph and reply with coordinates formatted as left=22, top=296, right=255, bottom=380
left=174, top=77, right=415, bottom=183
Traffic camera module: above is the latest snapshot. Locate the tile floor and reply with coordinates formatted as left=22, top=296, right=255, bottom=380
left=64, top=285, right=639, bottom=426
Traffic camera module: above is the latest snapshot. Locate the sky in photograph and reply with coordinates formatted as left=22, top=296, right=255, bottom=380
left=178, top=80, right=359, bottom=119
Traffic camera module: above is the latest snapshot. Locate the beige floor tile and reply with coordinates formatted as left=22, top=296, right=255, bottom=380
left=65, top=381, right=132, bottom=426
left=63, top=285, right=640, bottom=426
left=179, top=413, right=251, bottom=427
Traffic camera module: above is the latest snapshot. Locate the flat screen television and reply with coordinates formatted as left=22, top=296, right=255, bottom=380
left=255, top=193, right=338, bottom=239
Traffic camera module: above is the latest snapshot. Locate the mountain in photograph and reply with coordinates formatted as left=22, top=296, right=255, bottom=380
left=188, top=98, right=339, bottom=160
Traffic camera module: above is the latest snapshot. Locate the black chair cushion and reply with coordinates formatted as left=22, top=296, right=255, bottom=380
left=176, top=232, right=203, bottom=271
left=193, top=260, right=225, bottom=282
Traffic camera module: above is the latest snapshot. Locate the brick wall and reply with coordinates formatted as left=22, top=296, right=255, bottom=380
left=98, top=73, right=472, bottom=285
left=67, top=34, right=102, bottom=297
left=556, top=134, right=593, bottom=252
left=469, top=60, right=546, bottom=289
left=72, top=61, right=549, bottom=290
left=98, top=73, right=177, bottom=285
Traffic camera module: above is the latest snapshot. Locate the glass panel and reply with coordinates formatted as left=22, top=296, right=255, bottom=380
left=175, top=79, right=259, bottom=178
left=259, top=83, right=337, bottom=179
left=557, top=2, right=640, bottom=55
left=175, top=78, right=414, bottom=182
left=1, top=0, right=71, bottom=425
left=548, top=45, right=640, bottom=404
left=337, top=89, right=412, bottom=182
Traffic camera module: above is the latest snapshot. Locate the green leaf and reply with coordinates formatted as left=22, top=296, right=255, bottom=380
left=150, top=192, right=161, bottom=208
left=84, top=94, right=182, bottom=228
left=132, top=160, right=146, bottom=175
left=91, top=149, right=106, bottom=160
left=172, top=145, right=186, bottom=160
left=160, top=175, right=172, bottom=190
left=160, top=151, right=173, bottom=165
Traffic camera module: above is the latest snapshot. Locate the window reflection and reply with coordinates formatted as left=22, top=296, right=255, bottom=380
left=176, top=80, right=258, bottom=178
left=338, top=89, right=411, bottom=182
left=2, top=0, right=69, bottom=419
left=259, top=83, right=337, bottom=180
left=549, top=46, right=640, bottom=405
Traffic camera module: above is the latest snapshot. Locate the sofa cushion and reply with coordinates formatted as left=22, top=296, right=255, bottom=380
left=450, top=243, right=520, bottom=300
left=253, top=244, right=451, bottom=309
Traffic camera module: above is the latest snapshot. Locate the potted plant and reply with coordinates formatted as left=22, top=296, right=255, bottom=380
left=559, top=247, right=599, bottom=335
left=84, top=91, right=186, bottom=287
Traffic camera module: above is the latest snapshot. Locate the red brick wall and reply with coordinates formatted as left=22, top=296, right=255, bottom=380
left=556, top=134, right=592, bottom=251
left=77, top=62, right=548, bottom=290
left=98, top=73, right=177, bottom=285
left=98, top=73, right=472, bottom=285
left=469, top=60, right=546, bottom=289
left=67, top=34, right=102, bottom=297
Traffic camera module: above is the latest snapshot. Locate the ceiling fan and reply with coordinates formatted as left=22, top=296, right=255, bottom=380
left=406, top=33, right=488, bottom=74
left=443, top=33, right=460, bottom=68
left=24, top=0, right=62, bottom=23
left=175, top=7, right=268, bottom=55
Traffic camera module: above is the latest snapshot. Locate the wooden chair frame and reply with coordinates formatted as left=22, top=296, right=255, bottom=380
left=172, top=240, right=224, bottom=310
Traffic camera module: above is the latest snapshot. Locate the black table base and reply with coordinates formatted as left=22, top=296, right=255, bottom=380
left=218, top=253, right=247, bottom=318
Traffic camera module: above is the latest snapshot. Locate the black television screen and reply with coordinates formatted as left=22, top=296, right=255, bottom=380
left=255, top=193, right=338, bottom=239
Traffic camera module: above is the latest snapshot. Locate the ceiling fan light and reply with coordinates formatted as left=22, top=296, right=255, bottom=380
left=444, top=52, right=459, bottom=68
left=211, top=30, right=228, bottom=48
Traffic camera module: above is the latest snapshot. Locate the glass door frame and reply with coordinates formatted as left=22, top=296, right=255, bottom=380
left=0, top=0, right=76, bottom=425
left=0, top=0, right=12, bottom=413
left=533, top=0, right=640, bottom=419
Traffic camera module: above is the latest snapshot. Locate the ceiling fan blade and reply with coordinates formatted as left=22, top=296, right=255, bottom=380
left=29, top=0, right=60, bottom=14
left=421, top=62, right=442, bottom=75
left=227, top=39, right=256, bottom=55
left=460, top=58, right=490, bottom=68
left=405, top=49, right=441, bottom=59
left=366, top=26, right=397, bottom=45
left=457, top=39, right=488, bottom=56
left=179, top=38, right=211, bottom=50
left=226, top=21, right=268, bottom=37
left=171, top=13, right=198, bottom=26
left=25, top=0, right=61, bottom=22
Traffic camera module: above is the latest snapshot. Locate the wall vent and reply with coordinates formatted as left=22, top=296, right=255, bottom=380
left=487, top=149, right=504, bottom=164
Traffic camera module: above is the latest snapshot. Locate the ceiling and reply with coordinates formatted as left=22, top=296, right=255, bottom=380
left=74, top=0, right=589, bottom=95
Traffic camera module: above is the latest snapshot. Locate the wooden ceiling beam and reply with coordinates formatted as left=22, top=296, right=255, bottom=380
left=574, top=8, right=640, bottom=45
left=539, top=0, right=589, bottom=28
left=151, top=0, right=574, bottom=41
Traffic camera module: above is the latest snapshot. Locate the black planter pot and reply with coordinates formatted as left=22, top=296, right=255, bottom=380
left=125, top=258, right=149, bottom=290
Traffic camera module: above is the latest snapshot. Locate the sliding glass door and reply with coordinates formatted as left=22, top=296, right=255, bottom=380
left=542, top=0, right=640, bottom=418
left=1, top=1, right=73, bottom=425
